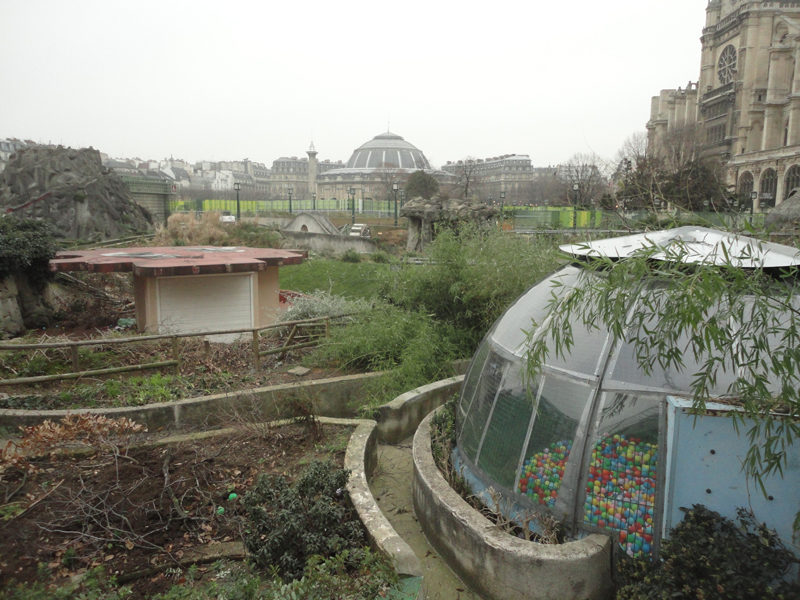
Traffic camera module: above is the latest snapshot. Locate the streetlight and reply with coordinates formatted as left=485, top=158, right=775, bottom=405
left=234, top=182, right=242, bottom=221
left=312, top=192, right=316, bottom=211
left=288, top=187, right=293, bottom=214
left=499, top=190, right=506, bottom=224
left=350, top=187, right=356, bottom=225
left=572, top=183, right=580, bottom=230
left=392, top=182, right=399, bottom=227
left=750, top=190, right=758, bottom=218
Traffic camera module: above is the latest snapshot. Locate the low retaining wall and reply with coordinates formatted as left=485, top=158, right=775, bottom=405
left=0, top=372, right=382, bottom=430
left=373, top=376, right=463, bottom=444
left=412, top=409, right=613, bottom=600
left=280, top=230, right=378, bottom=254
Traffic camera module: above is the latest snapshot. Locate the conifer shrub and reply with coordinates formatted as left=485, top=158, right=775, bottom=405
left=615, top=505, right=800, bottom=600
left=243, top=460, right=364, bottom=581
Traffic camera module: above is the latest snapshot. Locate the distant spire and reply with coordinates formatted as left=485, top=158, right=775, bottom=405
left=308, top=141, right=316, bottom=153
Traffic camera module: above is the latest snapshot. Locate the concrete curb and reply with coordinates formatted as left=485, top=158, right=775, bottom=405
left=412, top=408, right=614, bottom=600
left=345, top=420, right=423, bottom=579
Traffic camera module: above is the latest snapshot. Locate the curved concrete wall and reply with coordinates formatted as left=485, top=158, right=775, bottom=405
left=412, top=409, right=613, bottom=600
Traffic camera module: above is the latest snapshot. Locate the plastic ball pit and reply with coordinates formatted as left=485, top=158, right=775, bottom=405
left=518, top=440, right=572, bottom=507
left=584, top=434, right=657, bottom=557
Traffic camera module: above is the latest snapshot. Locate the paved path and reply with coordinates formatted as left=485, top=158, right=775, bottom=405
left=369, top=438, right=482, bottom=600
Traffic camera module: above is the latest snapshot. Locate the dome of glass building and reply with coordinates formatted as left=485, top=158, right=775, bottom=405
left=455, top=227, right=800, bottom=559
left=343, top=132, right=431, bottom=172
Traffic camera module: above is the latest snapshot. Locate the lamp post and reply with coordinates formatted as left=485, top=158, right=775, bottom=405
left=572, top=183, right=579, bottom=230
left=499, top=190, right=506, bottom=225
left=350, top=187, right=356, bottom=225
left=392, top=182, right=399, bottom=226
left=288, top=187, right=294, bottom=214
left=312, top=192, right=316, bottom=211
left=234, top=182, right=242, bottom=222
left=750, top=190, right=757, bottom=219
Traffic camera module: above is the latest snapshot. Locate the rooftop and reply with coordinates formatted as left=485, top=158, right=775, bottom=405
left=51, top=246, right=305, bottom=277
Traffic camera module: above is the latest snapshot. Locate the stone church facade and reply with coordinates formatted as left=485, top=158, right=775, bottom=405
left=648, top=0, right=800, bottom=210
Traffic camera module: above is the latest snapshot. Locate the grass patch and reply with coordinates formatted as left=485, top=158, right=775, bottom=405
left=280, top=260, right=390, bottom=300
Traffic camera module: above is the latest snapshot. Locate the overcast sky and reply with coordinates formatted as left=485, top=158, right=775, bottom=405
left=1, top=0, right=705, bottom=170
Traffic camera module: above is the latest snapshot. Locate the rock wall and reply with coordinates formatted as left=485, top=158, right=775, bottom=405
left=0, top=274, right=57, bottom=339
left=400, top=196, right=498, bottom=252
left=0, top=146, right=152, bottom=240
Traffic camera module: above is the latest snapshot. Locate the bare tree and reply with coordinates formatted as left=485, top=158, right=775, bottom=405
left=447, top=157, right=483, bottom=199
left=558, top=153, right=610, bottom=207
left=371, top=163, right=407, bottom=202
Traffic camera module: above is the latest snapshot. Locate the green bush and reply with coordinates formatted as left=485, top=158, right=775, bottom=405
left=0, top=217, right=57, bottom=289
left=370, top=250, right=391, bottom=264
left=277, top=291, right=371, bottom=323
left=339, top=249, right=362, bottom=263
left=616, top=505, right=800, bottom=600
left=382, top=225, right=562, bottom=349
left=243, top=460, right=364, bottom=581
left=307, top=302, right=460, bottom=410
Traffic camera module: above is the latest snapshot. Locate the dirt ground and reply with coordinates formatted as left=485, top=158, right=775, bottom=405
left=0, top=421, right=353, bottom=598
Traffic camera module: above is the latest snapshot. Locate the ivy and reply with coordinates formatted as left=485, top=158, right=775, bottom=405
left=0, top=217, right=57, bottom=288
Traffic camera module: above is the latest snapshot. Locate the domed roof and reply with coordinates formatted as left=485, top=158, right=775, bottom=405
left=344, top=131, right=431, bottom=171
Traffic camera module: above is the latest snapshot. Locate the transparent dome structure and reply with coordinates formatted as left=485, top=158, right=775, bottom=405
left=454, top=228, right=800, bottom=559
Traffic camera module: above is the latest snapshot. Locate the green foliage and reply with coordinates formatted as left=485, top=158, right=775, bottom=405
left=153, top=552, right=397, bottom=600
left=404, top=171, right=439, bottom=200
left=525, top=239, right=800, bottom=528
left=278, top=290, right=371, bottom=323
left=0, top=567, right=131, bottom=600
left=243, top=460, right=364, bottom=581
left=615, top=156, right=734, bottom=212
left=339, top=249, right=361, bottom=263
left=383, top=225, right=563, bottom=349
left=616, top=505, right=800, bottom=600
left=0, top=217, right=57, bottom=289
left=370, top=250, right=391, bottom=264
left=307, top=302, right=460, bottom=410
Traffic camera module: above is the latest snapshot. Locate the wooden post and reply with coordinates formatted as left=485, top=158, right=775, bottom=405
left=204, top=339, right=211, bottom=358
left=279, top=325, right=298, bottom=361
left=172, top=336, right=180, bottom=376
left=70, top=345, right=80, bottom=373
left=252, top=330, right=260, bottom=372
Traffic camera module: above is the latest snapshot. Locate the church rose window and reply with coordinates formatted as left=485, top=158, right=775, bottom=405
left=717, top=45, right=737, bottom=85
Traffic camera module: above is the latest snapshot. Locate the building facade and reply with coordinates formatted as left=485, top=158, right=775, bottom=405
left=648, top=0, right=800, bottom=210
left=442, top=154, right=535, bottom=203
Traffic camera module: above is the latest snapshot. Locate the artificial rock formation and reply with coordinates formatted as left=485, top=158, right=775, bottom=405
left=400, top=196, right=498, bottom=252
left=0, top=146, right=152, bottom=240
left=765, top=188, right=800, bottom=230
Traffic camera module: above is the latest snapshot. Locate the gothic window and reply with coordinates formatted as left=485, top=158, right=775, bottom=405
left=717, top=45, right=737, bottom=85
left=738, top=171, right=754, bottom=200
left=784, top=165, right=800, bottom=199
left=760, top=169, right=778, bottom=208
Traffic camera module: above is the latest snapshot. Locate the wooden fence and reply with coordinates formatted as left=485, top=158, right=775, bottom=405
left=0, top=315, right=349, bottom=387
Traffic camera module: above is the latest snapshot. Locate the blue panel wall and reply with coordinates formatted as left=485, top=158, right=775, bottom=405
left=664, top=397, right=800, bottom=554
